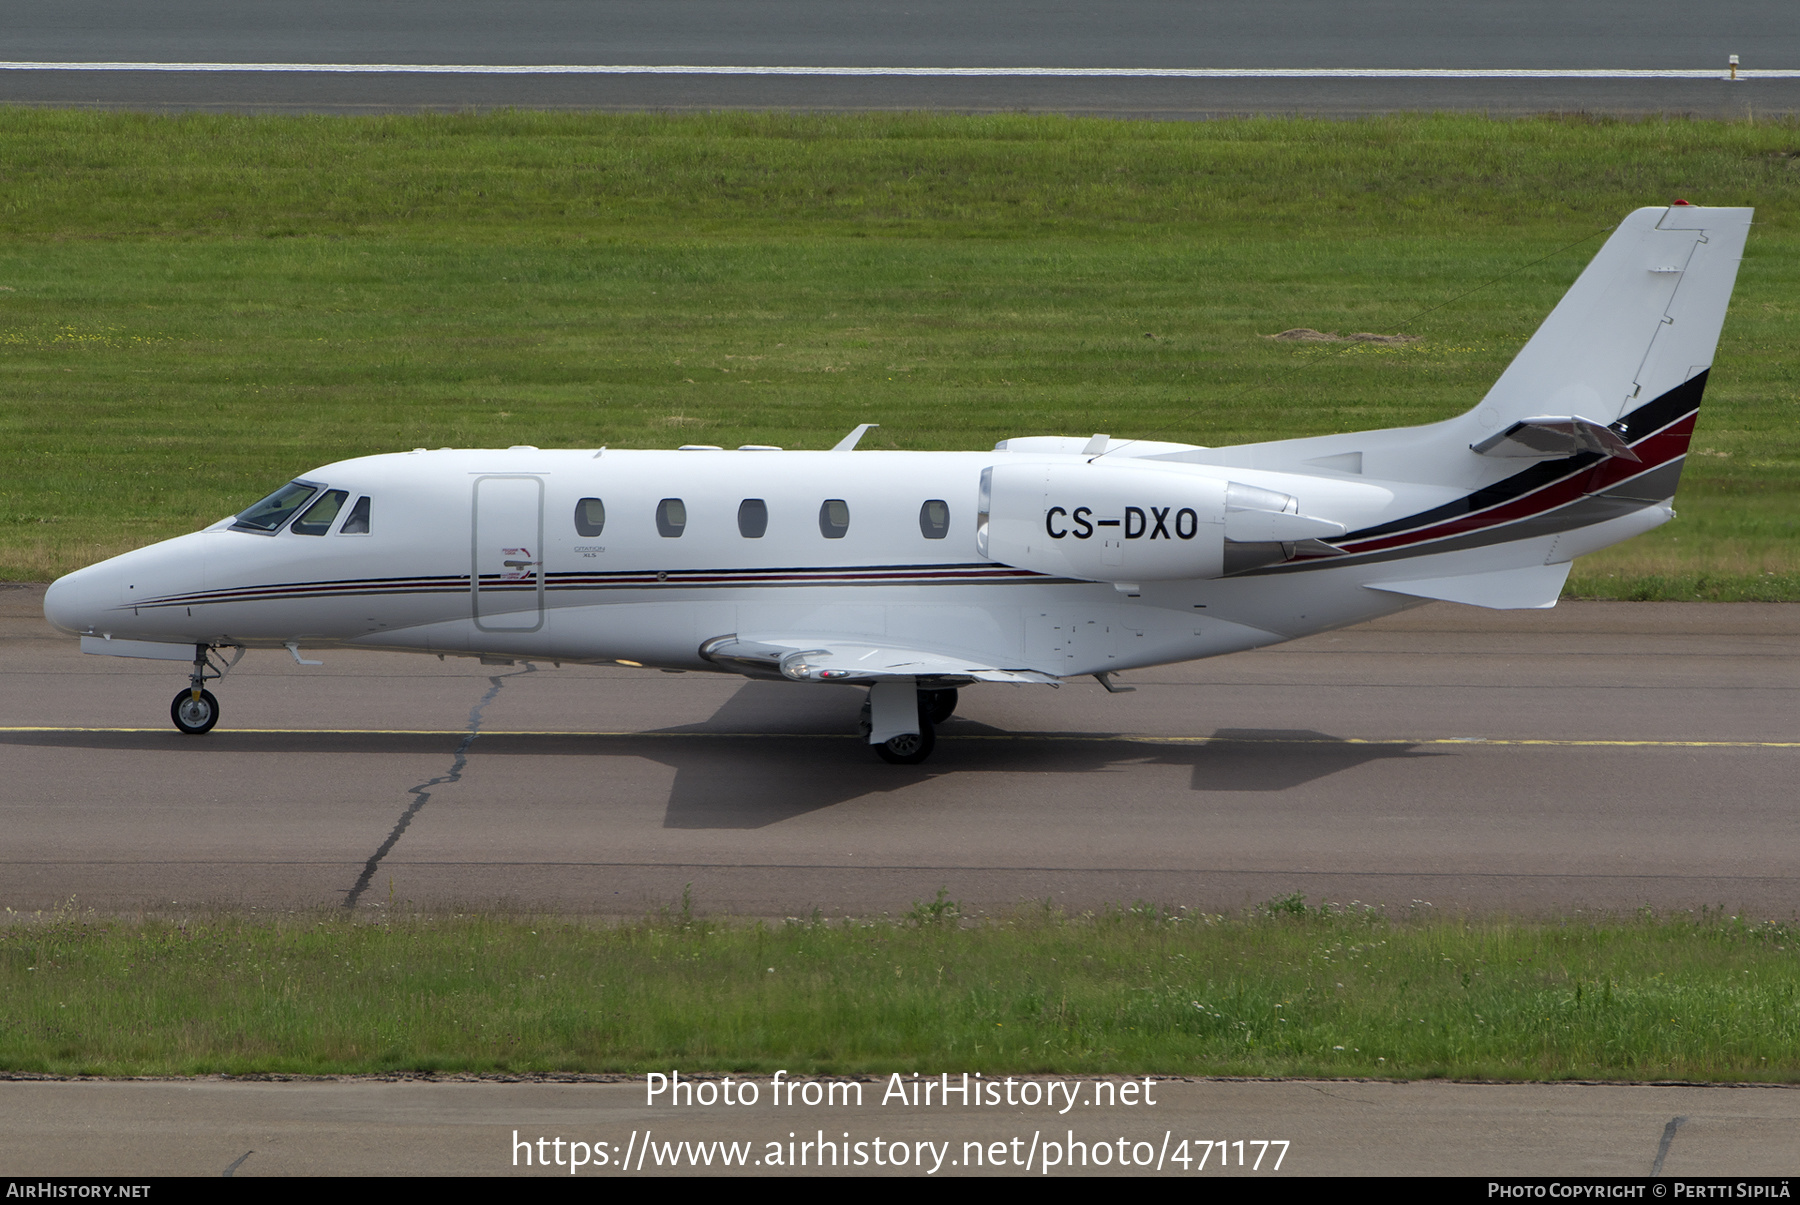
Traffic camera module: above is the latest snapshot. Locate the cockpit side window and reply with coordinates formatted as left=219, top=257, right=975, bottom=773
left=231, top=481, right=320, bottom=534
left=339, top=496, right=372, bottom=535
left=291, top=489, right=349, bottom=536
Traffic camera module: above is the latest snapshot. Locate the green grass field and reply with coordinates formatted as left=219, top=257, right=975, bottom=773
left=4, top=899, right=1797, bottom=1080
left=0, top=109, right=1795, bottom=596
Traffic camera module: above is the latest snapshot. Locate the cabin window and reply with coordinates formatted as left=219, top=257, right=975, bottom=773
left=230, top=481, right=319, bottom=534
left=289, top=489, right=348, bottom=536
left=919, top=499, right=950, bottom=539
left=574, top=497, right=606, bottom=537
left=339, top=496, right=372, bottom=535
left=818, top=499, right=850, bottom=539
left=656, top=498, right=687, bottom=538
left=738, top=498, right=768, bottom=539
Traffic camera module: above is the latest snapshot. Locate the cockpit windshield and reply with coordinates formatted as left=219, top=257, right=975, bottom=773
left=231, top=481, right=320, bottom=533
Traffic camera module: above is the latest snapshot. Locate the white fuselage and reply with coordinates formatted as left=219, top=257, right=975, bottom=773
left=45, top=445, right=1469, bottom=678
left=45, top=441, right=1670, bottom=684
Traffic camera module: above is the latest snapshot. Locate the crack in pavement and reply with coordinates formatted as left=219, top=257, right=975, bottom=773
left=1302, top=1082, right=1385, bottom=1105
left=222, top=1150, right=252, bottom=1177
left=341, top=663, right=537, bottom=909
left=1650, top=1114, right=1687, bottom=1176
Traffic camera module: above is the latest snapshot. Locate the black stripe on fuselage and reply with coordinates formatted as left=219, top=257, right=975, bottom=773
left=122, top=563, right=1064, bottom=609
left=1234, top=460, right=1683, bottom=577
left=1335, top=371, right=1705, bottom=544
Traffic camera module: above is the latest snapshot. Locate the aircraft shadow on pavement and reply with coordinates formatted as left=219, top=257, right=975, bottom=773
left=646, top=683, right=1443, bottom=829
left=649, top=726, right=1441, bottom=829
left=1178, top=729, right=1442, bottom=793
left=3, top=685, right=1441, bottom=831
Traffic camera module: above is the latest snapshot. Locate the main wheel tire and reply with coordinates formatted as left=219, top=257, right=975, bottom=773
left=920, top=688, right=959, bottom=725
left=170, top=688, right=219, bottom=735
left=875, top=720, right=935, bottom=765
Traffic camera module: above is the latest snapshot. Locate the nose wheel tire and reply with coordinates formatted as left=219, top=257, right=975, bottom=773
left=171, top=688, right=220, bottom=735
left=874, top=721, right=935, bottom=765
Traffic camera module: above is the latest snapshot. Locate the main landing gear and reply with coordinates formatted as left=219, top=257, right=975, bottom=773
left=169, top=643, right=242, bottom=736
left=921, top=688, right=959, bottom=726
left=860, top=684, right=958, bottom=765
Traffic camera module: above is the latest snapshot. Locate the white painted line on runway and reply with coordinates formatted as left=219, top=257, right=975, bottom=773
left=1, top=63, right=1797, bottom=79
left=3, top=726, right=1797, bottom=747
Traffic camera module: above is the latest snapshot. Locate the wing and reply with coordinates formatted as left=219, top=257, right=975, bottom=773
left=698, top=635, right=1059, bottom=686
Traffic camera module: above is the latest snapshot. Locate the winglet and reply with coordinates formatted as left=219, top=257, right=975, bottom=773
left=832, top=423, right=879, bottom=452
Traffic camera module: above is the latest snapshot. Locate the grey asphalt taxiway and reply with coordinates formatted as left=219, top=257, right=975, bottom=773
left=4, top=1075, right=1799, bottom=1177
left=4, top=0, right=1799, bottom=117
left=6, top=584, right=1799, bottom=1179
left=3, top=583, right=1796, bottom=920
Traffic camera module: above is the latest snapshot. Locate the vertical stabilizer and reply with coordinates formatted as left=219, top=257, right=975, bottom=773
left=1474, top=203, right=1751, bottom=429
left=1168, top=204, right=1753, bottom=493
left=1157, top=204, right=1756, bottom=584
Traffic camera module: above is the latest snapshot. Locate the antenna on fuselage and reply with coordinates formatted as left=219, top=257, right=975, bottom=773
left=831, top=423, right=879, bottom=451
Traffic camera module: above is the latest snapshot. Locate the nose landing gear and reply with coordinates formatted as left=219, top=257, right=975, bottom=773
left=168, top=643, right=243, bottom=736
left=171, top=688, right=220, bottom=735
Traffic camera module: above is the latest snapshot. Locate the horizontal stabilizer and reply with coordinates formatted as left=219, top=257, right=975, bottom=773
left=1364, top=562, right=1572, bottom=610
left=699, top=634, right=1059, bottom=685
left=1471, top=415, right=1640, bottom=461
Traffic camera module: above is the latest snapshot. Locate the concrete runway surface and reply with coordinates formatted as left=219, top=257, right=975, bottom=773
left=3, top=583, right=1796, bottom=919
left=0, top=1075, right=1796, bottom=1177
left=3, top=0, right=1797, bottom=116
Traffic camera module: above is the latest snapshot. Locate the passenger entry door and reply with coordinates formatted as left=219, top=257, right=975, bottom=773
left=472, top=475, right=545, bottom=632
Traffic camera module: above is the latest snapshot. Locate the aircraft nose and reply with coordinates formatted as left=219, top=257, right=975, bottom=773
left=44, top=534, right=211, bottom=637
left=42, top=567, right=106, bottom=636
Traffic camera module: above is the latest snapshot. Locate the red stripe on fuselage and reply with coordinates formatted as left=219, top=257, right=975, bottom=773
left=1338, top=412, right=1695, bottom=555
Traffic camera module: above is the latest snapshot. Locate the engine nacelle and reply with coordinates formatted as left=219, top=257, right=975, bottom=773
left=978, top=462, right=1229, bottom=582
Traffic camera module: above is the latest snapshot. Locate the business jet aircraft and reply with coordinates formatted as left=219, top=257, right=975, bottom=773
left=43, top=203, right=1749, bottom=763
